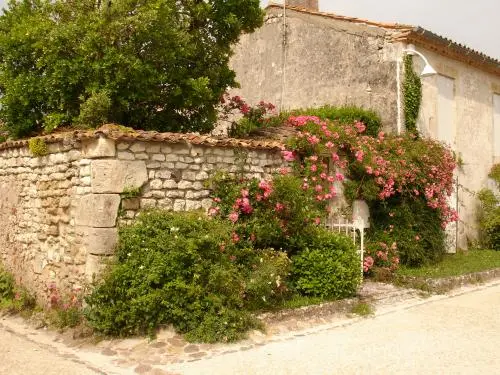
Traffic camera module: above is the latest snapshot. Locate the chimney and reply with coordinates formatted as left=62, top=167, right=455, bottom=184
left=285, top=0, right=319, bottom=11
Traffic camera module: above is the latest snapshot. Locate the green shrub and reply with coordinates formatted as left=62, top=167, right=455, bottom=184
left=368, top=197, right=446, bottom=267
left=0, top=268, right=15, bottom=301
left=85, top=211, right=290, bottom=342
left=478, top=189, right=500, bottom=251
left=290, top=228, right=361, bottom=298
left=291, top=105, right=382, bottom=137
left=0, top=267, right=36, bottom=314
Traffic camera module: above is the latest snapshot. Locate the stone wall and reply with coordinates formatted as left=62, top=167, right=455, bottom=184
left=0, top=130, right=285, bottom=301
left=230, top=6, right=400, bottom=130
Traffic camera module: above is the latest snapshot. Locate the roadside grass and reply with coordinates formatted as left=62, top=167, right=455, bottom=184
left=396, top=249, right=500, bottom=279
left=350, top=301, right=374, bottom=317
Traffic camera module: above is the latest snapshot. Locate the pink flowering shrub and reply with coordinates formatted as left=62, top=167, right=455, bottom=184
left=209, top=172, right=326, bottom=253
left=47, top=282, right=84, bottom=328
left=281, top=113, right=457, bottom=269
left=219, top=94, right=281, bottom=138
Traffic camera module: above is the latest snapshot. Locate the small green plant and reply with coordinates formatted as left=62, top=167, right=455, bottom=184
left=403, top=54, right=422, bottom=135
left=221, top=96, right=279, bottom=138
left=28, top=137, right=48, bottom=157
left=478, top=189, right=500, bottom=251
left=121, top=186, right=141, bottom=199
left=0, top=269, right=15, bottom=301
left=47, top=282, right=84, bottom=329
left=290, top=228, right=361, bottom=298
left=0, top=135, right=6, bottom=143
left=43, top=113, right=67, bottom=133
left=0, top=267, right=36, bottom=315
left=351, top=301, right=374, bottom=317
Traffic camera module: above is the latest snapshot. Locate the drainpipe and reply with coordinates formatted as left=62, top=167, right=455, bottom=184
left=396, top=54, right=403, bottom=135
left=279, top=2, right=287, bottom=113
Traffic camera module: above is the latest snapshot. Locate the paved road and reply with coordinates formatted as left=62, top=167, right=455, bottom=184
left=171, top=283, right=500, bottom=375
left=0, top=326, right=101, bottom=375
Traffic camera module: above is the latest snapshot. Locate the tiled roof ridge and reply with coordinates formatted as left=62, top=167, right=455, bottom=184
left=266, top=3, right=413, bottom=30
left=266, top=3, right=500, bottom=76
left=0, top=126, right=286, bottom=152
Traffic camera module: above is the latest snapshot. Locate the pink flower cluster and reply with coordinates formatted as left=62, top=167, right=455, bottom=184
left=283, top=115, right=458, bottom=227
left=364, top=242, right=399, bottom=273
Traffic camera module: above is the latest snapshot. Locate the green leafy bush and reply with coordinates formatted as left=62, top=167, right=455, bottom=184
left=0, top=0, right=263, bottom=138
left=478, top=189, right=500, bottom=251
left=209, top=173, right=326, bottom=254
left=290, top=228, right=361, bottom=298
left=85, top=211, right=290, bottom=342
left=0, top=267, right=36, bottom=314
left=368, top=197, right=446, bottom=267
left=0, top=268, right=15, bottom=301
left=291, top=105, right=382, bottom=137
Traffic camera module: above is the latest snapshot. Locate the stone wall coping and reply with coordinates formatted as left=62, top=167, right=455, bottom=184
left=0, top=125, right=286, bottom=152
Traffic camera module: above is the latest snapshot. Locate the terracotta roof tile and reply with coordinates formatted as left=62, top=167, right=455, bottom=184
left=0, top=127, right=285, bottom=152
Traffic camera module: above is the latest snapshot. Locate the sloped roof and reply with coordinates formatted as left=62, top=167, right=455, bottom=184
left=267, top=4, right=500, bottom=77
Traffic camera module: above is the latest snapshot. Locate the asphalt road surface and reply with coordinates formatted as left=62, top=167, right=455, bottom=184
left=171, top=283, right=500, bottom=375
left=0, top=326, right=102, bottom=375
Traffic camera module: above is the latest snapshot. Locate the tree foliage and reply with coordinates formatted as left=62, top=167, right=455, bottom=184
left=0, top=0, right=263, bottom=138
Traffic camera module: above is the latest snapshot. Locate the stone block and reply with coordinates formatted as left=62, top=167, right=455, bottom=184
left=149, top=179, right=163, bottom=190
left=85, top=254, right=108, bottom=282
left=134, top=153, right=149, bottom=160
left=156, top=170, right=171, bottom=179
left=163, top=180, right=178, bottom=189
left=82, top=227, right=118, bottom=255
left=140, top=198, right=157, bottom=208
left=152, top=154, right=166, bottom=161
left=117, top=151, right=135, bottom=160
left=178, top=181, right=193, bottom=189
left=117, top=142, right=130, bottom=151
left=158, top=198, right=173, bottom=209
left=129, top=142, right=146, bottom=153
left=173, top=200, right=186, bottom=211
left=122, top=198, right=140, bottom=210
left=82, top=137, right=116, bottom=158
left=75, top=194, right=121, bottom=227
left=91, top=160, right=147, bottom=193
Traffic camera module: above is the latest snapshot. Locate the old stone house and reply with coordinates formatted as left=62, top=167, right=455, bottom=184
left=230, top=1, right=500, bottom=249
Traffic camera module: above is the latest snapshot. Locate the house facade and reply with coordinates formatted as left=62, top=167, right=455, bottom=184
left=230, top=2, right=500, bottom=249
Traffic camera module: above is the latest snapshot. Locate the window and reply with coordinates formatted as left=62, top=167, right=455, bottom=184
left=494, top=94, right=500, bottom=158
left=436, top=75, right=456, bottom=148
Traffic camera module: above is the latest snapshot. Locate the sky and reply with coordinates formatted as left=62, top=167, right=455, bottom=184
left=0, top=0, right=497, bottom=60
left=261, top=0, right=500, bottom=60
